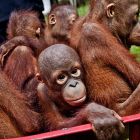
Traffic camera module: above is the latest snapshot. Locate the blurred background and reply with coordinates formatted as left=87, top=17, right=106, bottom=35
left=42, top=0, right=89, bottom=16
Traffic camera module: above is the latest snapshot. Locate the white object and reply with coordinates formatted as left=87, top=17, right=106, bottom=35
left=42, top=0, right=51, bottom=15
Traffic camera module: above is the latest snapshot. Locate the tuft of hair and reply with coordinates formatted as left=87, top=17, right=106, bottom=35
left=49, top=2, right=71, bottom=13
left=7, top=9, right=40, bottom=39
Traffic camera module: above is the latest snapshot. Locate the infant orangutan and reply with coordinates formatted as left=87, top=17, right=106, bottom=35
left=36, top=44, right=124, bottom=140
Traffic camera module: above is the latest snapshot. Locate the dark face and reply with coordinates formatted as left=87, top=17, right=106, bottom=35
left=49, top=61, right=86, bottom=106
left=48, top=5, right=79, bottom=42
left=37, top=44, right=86, bottom=107
left=128, top=21, right=140, bottom=46
left=112, top=0, right=139, bottom=42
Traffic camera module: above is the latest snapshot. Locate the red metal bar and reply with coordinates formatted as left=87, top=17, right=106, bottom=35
left=123, top=114, right=140, bottom=123
left=0, top=124, right=92, bottom=140
left=1, top=114, right=140, bottom=140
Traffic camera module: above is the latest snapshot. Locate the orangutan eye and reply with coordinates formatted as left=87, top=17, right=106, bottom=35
left=70, top=18, right=76, bottom=25
left=58, top=74, right=65, bottom=80
left=56, top=74, right=67, bottom=85
left=71, top=68, right=81, bottom=77
left=69, top=14, right=77, bottom=25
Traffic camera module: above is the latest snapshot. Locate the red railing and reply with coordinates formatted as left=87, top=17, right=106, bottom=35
left=1, top=114, right=140, bottom=140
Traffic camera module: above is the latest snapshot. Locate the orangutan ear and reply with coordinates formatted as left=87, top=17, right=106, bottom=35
left=35, top=27, right=41, bottom=38
left=107, top=3, right=115, bottom=18
left=36, top=73, right=44, bottom=83
left=49, top=14, right=57, bottom=25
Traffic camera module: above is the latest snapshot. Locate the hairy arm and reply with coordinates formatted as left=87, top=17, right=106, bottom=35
left=74, top=22, right=140, bottom=115
left=0, top=72, right=42, bottom=134
left=78, top=22, right=140, bottom=88
left=37, top=83, right=124, bottom=140
left=118, top=83, right=140, bottom=116
left=3, top=45, right=37, bottom=91
left=0, top=35, right=45, bottom=68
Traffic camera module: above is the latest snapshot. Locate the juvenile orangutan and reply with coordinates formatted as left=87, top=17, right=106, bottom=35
left=36, top=44, right=124, bottom=140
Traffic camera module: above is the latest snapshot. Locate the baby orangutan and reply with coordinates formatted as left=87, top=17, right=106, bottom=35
left=36, top=44, right=124, bottom=140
